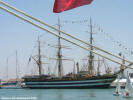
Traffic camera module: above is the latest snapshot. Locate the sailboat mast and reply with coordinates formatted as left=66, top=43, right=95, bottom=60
left=6, top=58, right=8, bottom=81
left=88, top=18, right=94, bottom=75
left=16, top=50, right=18, bottom=81
left=38, top=37, right=43, bottom=75
left=57, top=17, right=63, bottom=77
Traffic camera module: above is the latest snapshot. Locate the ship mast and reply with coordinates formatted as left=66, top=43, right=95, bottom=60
left=88, top=18, right=94, bottom=75
left=121, top=56, right=125, bottom=78
left=97, top=56, right=100, bottom=75
left=38, top=37, right=43, bottom=75
left=57, top=17, right=63, bottom=77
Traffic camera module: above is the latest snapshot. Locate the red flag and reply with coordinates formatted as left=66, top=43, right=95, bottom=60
left=53, top=0, right=93, bottom=13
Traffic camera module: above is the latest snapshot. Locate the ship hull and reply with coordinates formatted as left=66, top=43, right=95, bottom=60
left=23, top=75, right=116, bottom=89
left=25, top=83, right=110, bottom=89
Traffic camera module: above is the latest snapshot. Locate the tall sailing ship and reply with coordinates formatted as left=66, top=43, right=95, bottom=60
left=22, top=19, right=120, bottom=89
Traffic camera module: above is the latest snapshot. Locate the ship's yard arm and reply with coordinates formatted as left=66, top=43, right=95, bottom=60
left=0, top=1, right=133, bottom=71
left=0, top=0, right=132, bottom=65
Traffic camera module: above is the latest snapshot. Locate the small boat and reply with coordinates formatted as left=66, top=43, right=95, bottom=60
left=1, top=85, right=22, bottom=89
left=1, top=52, right=22, bottom=89
left=123, top=71, right=133, bottom=98
left=113, top=75, right=121, bottom=96
left=1, top=81, right=22, bottom=89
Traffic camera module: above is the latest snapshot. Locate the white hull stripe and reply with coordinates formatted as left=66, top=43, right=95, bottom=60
left=25, top=78, right=114, bottom=84
left=27, top=83, right=111, bottom=87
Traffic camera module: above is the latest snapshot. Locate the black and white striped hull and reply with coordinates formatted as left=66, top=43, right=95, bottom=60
left=24, top=76, right=116, bottom=89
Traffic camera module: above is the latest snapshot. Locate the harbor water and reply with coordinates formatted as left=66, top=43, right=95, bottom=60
left=0, top=88, right=132, bottom=100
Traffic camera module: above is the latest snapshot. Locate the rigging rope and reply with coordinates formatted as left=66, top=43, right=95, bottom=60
left=0, top=0, right=133, bottom=70
left=0, top=0, right=132, bottom=64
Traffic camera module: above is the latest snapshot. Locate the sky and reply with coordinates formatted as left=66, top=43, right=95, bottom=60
left=0, top=0, right=133, bottom=80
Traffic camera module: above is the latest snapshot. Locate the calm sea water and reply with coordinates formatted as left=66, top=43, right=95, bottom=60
left=0, top=88, right=132, bottom=100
